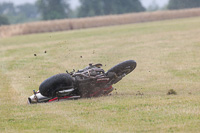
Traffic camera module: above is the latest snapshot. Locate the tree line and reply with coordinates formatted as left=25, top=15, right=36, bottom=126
left=1, top=0, right=200, bottom=26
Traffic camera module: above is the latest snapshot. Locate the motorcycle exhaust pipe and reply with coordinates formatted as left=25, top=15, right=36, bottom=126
left=28, top=95, right=36, bottom=104
left=28, top=90, right=51, bottom=104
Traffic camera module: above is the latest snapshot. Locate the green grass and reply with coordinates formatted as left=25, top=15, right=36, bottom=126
left=0, top=17, right=200, bottom=133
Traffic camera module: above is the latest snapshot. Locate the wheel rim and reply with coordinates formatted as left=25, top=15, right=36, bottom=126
left=117, top=66, right=133, bottom=76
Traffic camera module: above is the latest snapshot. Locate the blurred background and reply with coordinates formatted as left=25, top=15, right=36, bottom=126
left=0, top=0, right=200, bottom=26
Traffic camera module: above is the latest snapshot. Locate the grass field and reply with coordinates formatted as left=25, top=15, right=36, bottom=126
left=0, top=17, right=200, bottom=133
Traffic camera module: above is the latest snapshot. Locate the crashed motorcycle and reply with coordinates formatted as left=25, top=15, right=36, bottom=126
left=28, top=60, right=137, bottom=104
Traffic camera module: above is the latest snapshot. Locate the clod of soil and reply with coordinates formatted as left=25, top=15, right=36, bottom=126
left=44, top=51, right=47, bottom=53
left=136, top=91, right=144, bottom=96
left=167, top=89, right=177, bottom=95
left=34, top=54, right=37, bottom=56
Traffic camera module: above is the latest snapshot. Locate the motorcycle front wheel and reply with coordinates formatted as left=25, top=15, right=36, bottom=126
left=106, top=60, right=137, bottom=84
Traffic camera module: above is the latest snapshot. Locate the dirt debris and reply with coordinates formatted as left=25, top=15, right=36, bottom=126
left=167, top=89, right=177, bottom=95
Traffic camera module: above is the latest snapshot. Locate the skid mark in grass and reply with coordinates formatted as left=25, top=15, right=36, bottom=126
left=0, top=71, right=14, bottom=104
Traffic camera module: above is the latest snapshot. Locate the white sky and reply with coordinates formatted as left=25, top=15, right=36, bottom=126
left=141, top=0, right=169, bottom=8
left=0, top=0, right=169, bottom=9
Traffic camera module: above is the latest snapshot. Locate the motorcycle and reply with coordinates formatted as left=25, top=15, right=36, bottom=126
left=28, top=60, right=137, bottom=104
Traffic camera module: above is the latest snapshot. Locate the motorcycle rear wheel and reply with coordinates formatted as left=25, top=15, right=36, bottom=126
left=39, top=73, right=74, bottom=97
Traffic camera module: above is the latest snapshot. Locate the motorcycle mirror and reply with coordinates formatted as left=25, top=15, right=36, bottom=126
left=33, top=90, right=38, bottom=102
left=33, top=90, right=36, bottom=95
left=94, top=63, right=103, bottom=68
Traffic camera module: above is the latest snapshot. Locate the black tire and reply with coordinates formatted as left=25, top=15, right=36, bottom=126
left=106, top=60, right=136, bottom=84
left=39, top=73, right=74, bottom=97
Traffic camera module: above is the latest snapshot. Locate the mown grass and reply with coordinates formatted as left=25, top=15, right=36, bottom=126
left=0, top=17, right=200, bottom=132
